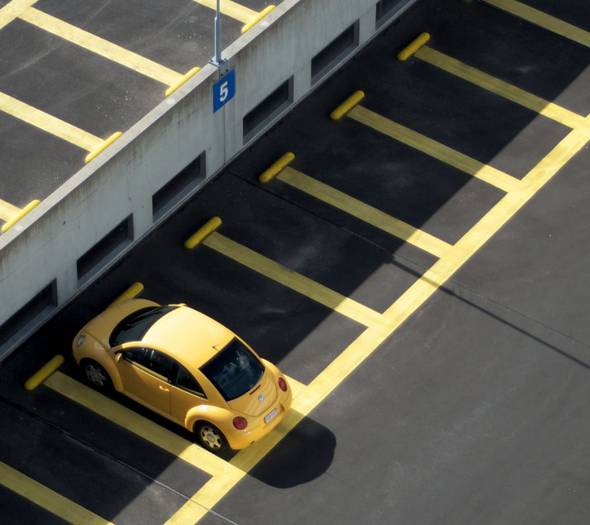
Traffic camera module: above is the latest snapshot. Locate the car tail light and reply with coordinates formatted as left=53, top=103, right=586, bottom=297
left=233, top=416, right=248, bottom=430
left=278, top=377, right=288, bottom=392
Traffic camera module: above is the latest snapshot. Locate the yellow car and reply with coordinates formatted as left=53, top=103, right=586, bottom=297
left=72, top=298, right=292, bottom=452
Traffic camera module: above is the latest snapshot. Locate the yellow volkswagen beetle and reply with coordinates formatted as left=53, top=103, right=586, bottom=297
left=72, top=298, right=292, bottom=452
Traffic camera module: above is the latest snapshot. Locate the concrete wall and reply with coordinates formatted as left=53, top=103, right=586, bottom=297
left=0, top=0, right=419, bottom=358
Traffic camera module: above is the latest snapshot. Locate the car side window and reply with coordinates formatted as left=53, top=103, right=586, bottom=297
left=176, top=365, right=206, bottom=398
left=123, top=348, right=177, bottom=383
left=147, top=350, right=178, bottom=382
left=123, top=347, right=150, bottom=366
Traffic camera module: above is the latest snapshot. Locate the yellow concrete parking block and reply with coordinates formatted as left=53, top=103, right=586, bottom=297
left=483, top=0, right=590, bottom=48
left=0, top=199, right=41, bottom=233
left=0, top=91, right=102, bottom=151
left=109, top=281, right=144, bottom=308
left=277, top=167, right=452, bottom=258
left=0, top=461, right=113, bottom=525
left=203, top=232, right=390, bottom=331
left=20, top=8, right=183, bottom=87
left=24, top=355, right=64, bottom=391
left=0, top=0, right=37, bottom=30
left=348, top=105, right=521, bottom=193
left=45, top=371, right=236, bottom=478
left=415, top=46, right=588, bottom=130
left=196, top=0, right=256, bottom=24
left=195, top=0, right=275, bottom=33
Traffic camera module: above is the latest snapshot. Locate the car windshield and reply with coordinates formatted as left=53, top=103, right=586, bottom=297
left=201, top=338, right=264, bottom=401
left=109, top=306, right=175, bottom=347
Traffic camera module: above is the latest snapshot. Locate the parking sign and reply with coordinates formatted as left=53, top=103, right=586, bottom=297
left=213, top=69, right=235, bottom=112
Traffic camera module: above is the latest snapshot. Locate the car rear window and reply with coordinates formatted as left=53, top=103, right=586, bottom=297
left=201, top=338, right=264, bottom=401
left=109, top=306, right=175, bottom=347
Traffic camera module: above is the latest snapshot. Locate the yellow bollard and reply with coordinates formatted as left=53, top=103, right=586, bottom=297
left=397, top=32, right=431, bottom=61
left=25, top=355, right=65, bottom=391
left=184, top=216, right=223, bottom=250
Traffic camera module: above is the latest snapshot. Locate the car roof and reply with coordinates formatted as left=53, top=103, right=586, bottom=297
left=142, top=306, right=235, bottom=369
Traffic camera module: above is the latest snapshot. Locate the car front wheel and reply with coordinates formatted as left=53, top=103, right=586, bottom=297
left=195, top=422, right=229, bottom=453
left=82, top=359, right=112, bottom=390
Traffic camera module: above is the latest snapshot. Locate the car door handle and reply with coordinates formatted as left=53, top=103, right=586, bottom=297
left=158, top=385, right=170, bottom=392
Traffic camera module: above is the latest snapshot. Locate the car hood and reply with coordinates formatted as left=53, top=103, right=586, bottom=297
left=227, top=368, right=278, bottom=417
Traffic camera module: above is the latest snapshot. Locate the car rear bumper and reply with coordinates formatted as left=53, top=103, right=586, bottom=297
left=227, top=388, right=293, bottom=450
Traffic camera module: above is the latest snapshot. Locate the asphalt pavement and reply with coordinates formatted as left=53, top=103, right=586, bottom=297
left=0, top=0, right=589, bottom=523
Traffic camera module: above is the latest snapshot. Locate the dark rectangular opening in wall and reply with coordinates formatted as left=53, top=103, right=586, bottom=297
left=311, top=22, right=359, bottom=84
left=152, top=153, right=206, bottom=220
left=376, top=0, right=408, bottom=26
left=0, top=281, right=57, bottom=354
left=77, top=216, right=133, bottom=282
left=243, top=78, right=293, bottom=142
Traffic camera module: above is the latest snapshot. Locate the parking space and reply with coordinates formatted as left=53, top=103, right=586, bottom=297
left=0, top=112, right=81, bottom=208
left=484, top=0, right=590, bottom=37
left=1, top=0, right=590, bottom=523
left=436, top=1, right=590, bottom=115
left=0, top=0, right=280, bottom=232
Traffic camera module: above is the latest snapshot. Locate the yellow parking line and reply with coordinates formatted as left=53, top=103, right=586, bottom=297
left=0, top=199, right=41, bottom=233
left=284, top=374, right=306, bottom=399
left=349, top=105, right=521, bottom=193
left=0, top=91, right=101, bottom=151
left=167, top=113, right=590, bottom=525
left=0, top=461, right=113, bottom=525
left=203, top=232, right=389, bottom=331
left=483, top=0, right=590, bottom=48
left=0, top=199, right=20, bottom=222
left=195, top=0, right=257, bottom=24
left=20, top=8, right=182, bottom=86
left=0, top=0, right=37, bottom=30
left=415, top=46, right=588, bottom=130
left=45, top=371, right=236, bottom=478
left=277, top=167, right=452, bottom=258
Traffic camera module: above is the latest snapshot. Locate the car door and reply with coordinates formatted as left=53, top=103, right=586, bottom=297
left=117, top=347, right=175, bottom=417
left=169, top=364, right=207, bottom=425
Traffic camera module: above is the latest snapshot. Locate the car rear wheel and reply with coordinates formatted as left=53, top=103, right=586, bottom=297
left=82, top=359, right=112, bottom=390
left=195, top=422, right=229, bottom=453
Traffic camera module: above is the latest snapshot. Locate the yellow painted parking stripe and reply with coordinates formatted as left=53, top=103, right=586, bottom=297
left=0, top=91, right=101, bottom=151
left=45, top=371, right=236, bottom=478
left=0, top=200, right=41, bottom=233
left=203, top=232, right=389, bottom=331
left=0, top=0, right=37, bottom=30
left=278, top=167, right=451, bottom=258
left=0, top=199, right=20, bottom=222
left=285, top=374, right=306, bottom=400
left=195, top=0, right=256, bottom=24
left=20, top=8, right=182, bottom=86
left=167, top=114, right=590, bottom=525
left=483, top=0, right=590, bottom=48
left=349, top=105, right=521, bottom=193
left=415, top=46, right=588, bottom=130
left=0, top=461, right=113, bottom=525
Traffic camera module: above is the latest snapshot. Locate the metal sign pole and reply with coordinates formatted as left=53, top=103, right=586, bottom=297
left=212, top=0, right=222, bottom=66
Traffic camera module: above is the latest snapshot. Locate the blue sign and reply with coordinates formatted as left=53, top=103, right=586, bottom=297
left=213, top=69, right=236, bottom=112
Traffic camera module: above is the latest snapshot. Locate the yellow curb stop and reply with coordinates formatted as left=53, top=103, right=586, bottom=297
left=185, top=216, right=223, bottom=250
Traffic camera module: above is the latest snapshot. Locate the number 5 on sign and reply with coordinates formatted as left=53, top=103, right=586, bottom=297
left=213, top=69, right=236, bottom=112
